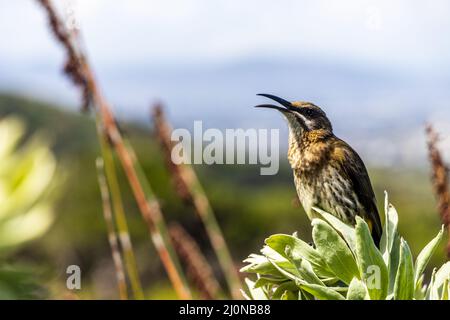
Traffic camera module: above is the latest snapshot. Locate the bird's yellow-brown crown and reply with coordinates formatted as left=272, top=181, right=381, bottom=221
left=291, top=101, right=315, bottom=108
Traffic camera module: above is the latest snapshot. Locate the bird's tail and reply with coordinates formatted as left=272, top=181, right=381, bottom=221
left=372, top=225, right=382, bottom=248
left=370, top=215, right=383, bottom=248
left=365, top=213, right=382, bottom=248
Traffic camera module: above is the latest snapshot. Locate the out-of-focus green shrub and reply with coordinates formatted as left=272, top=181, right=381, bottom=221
left=0, top=116, right=56, bottom=299
left=0, top=116, right=56, bottom=251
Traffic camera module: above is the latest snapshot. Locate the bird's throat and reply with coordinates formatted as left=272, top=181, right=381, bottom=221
left=287, top=129, right=333, bottom=171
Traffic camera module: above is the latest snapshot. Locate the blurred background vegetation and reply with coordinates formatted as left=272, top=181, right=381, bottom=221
left=0, top=93, right=446, bottom=299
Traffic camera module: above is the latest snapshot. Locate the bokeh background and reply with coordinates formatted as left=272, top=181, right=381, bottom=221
left=0, top=0, right=449, bottom=299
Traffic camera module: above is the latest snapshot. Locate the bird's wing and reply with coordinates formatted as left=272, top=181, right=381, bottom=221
left=331, top=138, right=383, bottom=245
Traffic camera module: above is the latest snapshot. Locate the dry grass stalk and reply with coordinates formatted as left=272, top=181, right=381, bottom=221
left=35, top=0, right=90, bottom=112
left=152, top=104, right=242, bottom=299
left=152, top=103, right=192, bottom=203
left=425, top=124, right=450, bottom=257
left=169, top=223, right=221, bottom=300
left=37, top=0, right=191, bottom=299
left=96, top=158, right=128, bottom=300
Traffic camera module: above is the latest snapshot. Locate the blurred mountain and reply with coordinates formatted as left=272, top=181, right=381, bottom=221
left=3, top=57, right=450, bottom=167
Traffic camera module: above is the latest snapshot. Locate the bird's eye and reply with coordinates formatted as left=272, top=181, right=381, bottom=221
left=304, top=109, right=314, bottom=117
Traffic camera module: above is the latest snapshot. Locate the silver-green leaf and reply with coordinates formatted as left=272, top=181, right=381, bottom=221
left=312, top=219, right=359, bottom=285
left=347, top=277, right=369, bottom=300
left=393, top=238, right=414, bottom=300
left=355, top=216, right=388, bottom=300
left=312, top=206, right=356, bottom=252
left=265, top=234, right=334, bottom=279
left=414, top=225, right=444, bottom=287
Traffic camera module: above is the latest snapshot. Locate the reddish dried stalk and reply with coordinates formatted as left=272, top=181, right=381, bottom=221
left=169, top=223, right=221, bottom=299
left=425, top=124, right=450, bottom=257
left=36, top=0, right=191, bottom=298
left=35, top=0, right=90, bottom=112
left=96, top=158, right=128, bottom=300
left=152, top=104, right=192, bottom=203
left=152, top=105, right=242, bottom=299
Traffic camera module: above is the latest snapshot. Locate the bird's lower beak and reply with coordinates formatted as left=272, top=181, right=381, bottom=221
left=254, top=93, right=293, bottom=113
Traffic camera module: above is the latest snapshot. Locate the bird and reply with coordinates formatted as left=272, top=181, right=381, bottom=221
left=255, top=93, right=382, bottom=246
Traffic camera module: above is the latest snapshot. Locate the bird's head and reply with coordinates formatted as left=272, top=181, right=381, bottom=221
left=255, top=93, right=333, bottom=137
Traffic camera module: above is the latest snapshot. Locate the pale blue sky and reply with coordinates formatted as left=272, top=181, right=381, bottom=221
left=1, top=0, right=450, bottom=166
left=2, top=1, right=450, bottom=70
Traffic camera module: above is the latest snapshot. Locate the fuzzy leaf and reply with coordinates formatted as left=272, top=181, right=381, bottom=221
left=272, top=281, right=298, bottom=300
left=393, top=239, right=415, bottom=300
left=347, top=277, right=369, bottom=300
left=292, top=258, right=324, bottom=286
left=244, top=278, right=268, bottom=300
left=414, top=225, right=444, bottom=287
left=298, top=288, right=314, bottom=300
left=299, top=282, right=345, bottom=300
left=266, top=254, right=304, bottom=283
left=426, top=268, right=438, bottom=300
left=414, top=274, right=426, bottom=300
left=261, top=246, right=302, bottom=278
left=433, top=262, right=450, bottom=298
left=387, top=233, right=401, bottom=294
left=265, top=234, right=334, bottom=278
left=380, top=195, right=399, bottom=266
left=355, top=216, right=388, bottom=300
left=312, top=219, right=359, bottom=285
left=312, top=206, right=356, bottom=252
left=254, top=276, right=285, bottom=288
left=241, top=254, right=283, bottom=276
left=0, top=204, right=53, bottom=250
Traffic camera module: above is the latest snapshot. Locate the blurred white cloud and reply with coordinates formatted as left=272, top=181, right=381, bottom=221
left=1, top=0, right=450, bottom=70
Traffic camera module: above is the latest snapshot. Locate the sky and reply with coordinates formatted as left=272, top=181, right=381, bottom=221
left=2, top=0, right=450, bottom=70
left=1, top=0, right=450, bottom=166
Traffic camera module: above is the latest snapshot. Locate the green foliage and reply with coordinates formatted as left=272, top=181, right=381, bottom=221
left=0, top=116, right=56, bottom=299
left=0, top=265, right=47, bottom=299
left=241, top=194, right=449, bottom=300
left=355, top=216, right=388, bottom=299
left=0, top=116, right=56, bottom=252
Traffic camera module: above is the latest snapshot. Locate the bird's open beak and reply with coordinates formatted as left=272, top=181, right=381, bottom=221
left=254, top=93, right=293, bottom=113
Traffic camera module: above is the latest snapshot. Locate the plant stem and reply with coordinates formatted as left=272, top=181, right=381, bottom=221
left=425, top=124, right=450, bottom=258
left=97, top=124, right=145, bottom=299
left=96, top=158, right=128, bottom=300
left=169, top=223, right=221, bottom=299
left=152, top=105, right=242, bottom=299
left=36, top=0, right=192, bottom=299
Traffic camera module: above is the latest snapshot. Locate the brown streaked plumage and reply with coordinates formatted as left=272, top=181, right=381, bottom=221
left=255, top=94, right=382, bottom=246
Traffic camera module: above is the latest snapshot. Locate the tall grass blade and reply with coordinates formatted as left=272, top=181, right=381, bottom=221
left=96, top=158, right=128, bottom=300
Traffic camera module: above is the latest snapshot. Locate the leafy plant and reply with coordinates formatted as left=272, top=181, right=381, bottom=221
left=0, top=265, right=46, bottom=299
left=0, top=116, right=56, bottom=299
left=241, top=193, right=449, bottom=300
left=0, top=116, right=56, bottom=251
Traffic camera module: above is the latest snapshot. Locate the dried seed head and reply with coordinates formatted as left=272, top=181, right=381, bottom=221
left=37, top=0, right=91, bottom=112
left=425, top=124, right=450, bottom=257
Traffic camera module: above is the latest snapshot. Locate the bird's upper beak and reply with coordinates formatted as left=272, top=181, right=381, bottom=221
left=254, top=94, right=294, bottom=113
